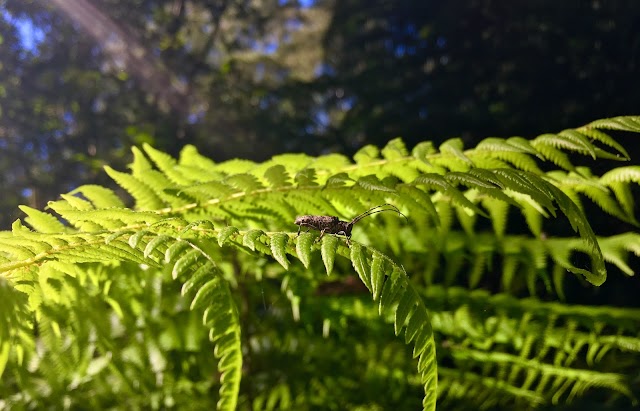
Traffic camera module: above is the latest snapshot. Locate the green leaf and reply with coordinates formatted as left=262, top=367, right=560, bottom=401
left=356, top=175, right=396, bottom=193
left=144, top=143, right=195, bottom=185
left=243, top=230, right=264, bottom=251
left=264, top=165, right=292, bottom=188
left=60, top=194, right=94, bottom=210
left=143, top=235, right=172, bottom=259
left=320, top=235, right=339, bottom=275
left=164, top=239, right=191, bottom=263
left=69, top=185, right=126, bottom=208
left=172, top=248, right=201, bottom=280
left=190, top=277, right=220, bottom=310
left=18, top=206, right=66, bottom=233
left=394, top=290, right=417, bottom=336
left=0, top=340, right=9, bottom=380
left=181, top=262, right=216, bottom=297
left=218, top=227, right=239, bottom=246
left=350, top=243, right=372, bottom=292
left=295, top=232, right=315, bottom=268
left=381, top=138, right=409, bottom=159
left=128, top=230, right=150, bottom=248
left=270, top=233, right=290, bottom=269
left=353, top=144, right=380, bottom=164
left=440, top=138, right=473, bottom=165
left=370, top=252, right=387, bottom=301
left=104, top=166, right=164, bottom=210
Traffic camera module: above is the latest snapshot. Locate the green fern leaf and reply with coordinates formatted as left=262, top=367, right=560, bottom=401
left=182, top=181, right=237, bottom=203
left=545, top=184, right=605, bottom=285
left=414, top=174, right=487, bottom=217
left=181, top=262, right=217, bottom=297
left=18, top=206, right=66, bottom=233
left=579, top=120, right=633, bottom=159
left=294, top=168, right=318, bottom=186
left=325, top=172, right=353, bottom=187
left=330, top=244, right=439, bottom=411
left=105, top=229, right=133, bottom=244
left=558, top=130, right=598, bottom=159
left=69, top=185, right=125, bottom=209
left=243, top=229, right=265, bottom=251
left=128, top=230, right=150, bottom=248
left=226, top=173, right=264, bottom=193
left=269, top=233, right=290, bottom=269
left=143, top=143, right=195, bottom=185
left=295, top=232, right=315, bottom=269
left=180, top=220, right=215, bottom=235
left=440, top=138, right=473, bottom=166
left=356, top=175, right=397, bottom=193
left=412, top=141, right=437, bottom=165
left=59, top=194, right=94, bottom=210
left=394, top=290, right=417, bottom=336
left=381, top=138, right=409, bottom=159
left=351, top=243, right=372, bottom=292
left=601, top=165, right=640, bottom=185
left=164, top=239, right=191, bottom=263
left=579, top=126, right=631, bottom=160
left=264, top=165, right=292, bottom=188
left=104, top=166, right=164, bottom=210
left=353, top=144, right=380, bottom=164
left=379, top=268, right=404, bottom=314
left=320, top=235, right=340, bottom=275
left=141, top=233, right=170, bottom=258
left=370, top=252, right=388, bottom=300
left=530, top=141, right=575, bottom=171
left=445, top=172, right=519, bottom=207
left=218, top=227, right=239, bottom=246
left=397, top=185, right=440, bottom=225
left=536, top=131, right=595, bottom=159
left=584, top=115, right=640, bottom=133
left=130, top=146, right=154, bottom=175
left=178, top=144, right=217, bottom=170
left=190, top=277, right=220, bottom=311
left=172, top=248, right=201, bottom=280
left=187, top=269, right=242, bottom=411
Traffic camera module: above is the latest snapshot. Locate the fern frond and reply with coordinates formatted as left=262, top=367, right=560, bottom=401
left=3, top=115, right=640, bottom=409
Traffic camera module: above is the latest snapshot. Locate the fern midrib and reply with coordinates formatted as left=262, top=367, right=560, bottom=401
left=0, top=224, right=305, bottom=275
left=0, top=234, right=109, bottom=274
left=455, top=348, right=627, bottom=382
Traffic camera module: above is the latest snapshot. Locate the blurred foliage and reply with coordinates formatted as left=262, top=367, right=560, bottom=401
left=1, top=121, right=640, bottom=409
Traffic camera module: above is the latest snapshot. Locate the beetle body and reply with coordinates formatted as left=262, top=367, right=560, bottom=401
left=295, top=215, right=352, bottom=239
left=294, top=204, right=406, bottom=245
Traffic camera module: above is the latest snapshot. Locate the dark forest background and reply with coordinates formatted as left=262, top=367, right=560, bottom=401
left=2, top=0, right=639, bottom=229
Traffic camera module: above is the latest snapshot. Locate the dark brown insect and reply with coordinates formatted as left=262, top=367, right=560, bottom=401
left=294, top=204, right=408, bottom=245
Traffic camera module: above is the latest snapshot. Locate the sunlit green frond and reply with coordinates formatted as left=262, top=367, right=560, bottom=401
left=349, top=244, right=437, bottom=411
left=3, top=115, right=640, bottom=410
left=18, top=205, right=66, bottom=233
left=104, top=165, right=165, bottom=210
left=69, top=185, right=126, bottom=209
left=144, top=143, right=197, bottom=185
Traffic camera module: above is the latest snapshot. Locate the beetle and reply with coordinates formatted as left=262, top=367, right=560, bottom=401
left=294, top=204, right=407, bottom=245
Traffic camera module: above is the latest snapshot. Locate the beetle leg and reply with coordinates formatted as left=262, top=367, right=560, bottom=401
left=296, top=223, right=315, bottom=237
left=315, top=228, right=327, bottom=243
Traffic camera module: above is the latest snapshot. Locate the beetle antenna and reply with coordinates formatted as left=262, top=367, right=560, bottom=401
left=350, top=204, right=408, bottom=225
